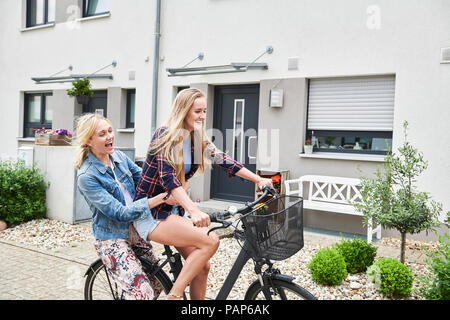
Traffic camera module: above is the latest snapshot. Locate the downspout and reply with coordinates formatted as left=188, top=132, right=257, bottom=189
left=151, top=0, right=161, bottom=135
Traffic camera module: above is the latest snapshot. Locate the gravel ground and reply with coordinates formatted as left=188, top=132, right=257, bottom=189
left=0, top=218, right=435, bottom=300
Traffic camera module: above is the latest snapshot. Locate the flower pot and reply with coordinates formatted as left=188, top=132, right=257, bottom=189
left=76, top=95, right=90, bottom=105
left=49, top=134, right=72, bottom=146
left=35, top=132, right=50, bottom=145
left=304, top=145, right=313, bottom=154
left=0, top=220, right=7, bottom=231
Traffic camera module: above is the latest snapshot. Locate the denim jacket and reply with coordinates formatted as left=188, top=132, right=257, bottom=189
left=77, top=150, right=151, bottom=240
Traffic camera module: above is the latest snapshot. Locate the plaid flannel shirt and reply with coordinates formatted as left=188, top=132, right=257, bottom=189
left=134, top=127, right=244, bottom=220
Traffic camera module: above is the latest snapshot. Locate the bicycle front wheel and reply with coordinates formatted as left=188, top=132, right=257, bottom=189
left=244, top=279, right=316, bottom=300
left=84, top=258, right=172, bottom=300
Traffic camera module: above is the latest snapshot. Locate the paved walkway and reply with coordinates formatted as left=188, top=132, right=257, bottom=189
left=0, top=225, right=427, bottom=300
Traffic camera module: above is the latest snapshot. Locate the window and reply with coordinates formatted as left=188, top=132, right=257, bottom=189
left=26, top=0, right=55, bottom=27
left=126, top=89, right=135, bottom=128
left=306, top=76, right=395, bottom=155
left=83, top=0, right=110, bottom=17
left=177, top=86, right=189, bottom=93
left=24, top=93, right=53, bottom=138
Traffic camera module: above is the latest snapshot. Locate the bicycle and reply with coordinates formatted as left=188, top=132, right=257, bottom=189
left=84, top=186, right=316, bottom=300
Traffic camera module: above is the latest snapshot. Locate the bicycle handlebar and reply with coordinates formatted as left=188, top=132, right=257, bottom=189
left=207, top=185, right=278, bottom=235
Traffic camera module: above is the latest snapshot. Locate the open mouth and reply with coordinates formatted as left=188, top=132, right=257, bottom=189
left=105, top=142, right=113, bottom=147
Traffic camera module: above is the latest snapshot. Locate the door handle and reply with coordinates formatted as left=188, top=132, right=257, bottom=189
left=248, top=136, right=257, bottom=160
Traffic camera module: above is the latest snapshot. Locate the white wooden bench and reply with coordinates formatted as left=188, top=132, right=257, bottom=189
left=284, top=175, right=381, bottom=242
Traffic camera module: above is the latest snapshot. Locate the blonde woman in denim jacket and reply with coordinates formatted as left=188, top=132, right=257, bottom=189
left=75, top=113, right=179, bottom=299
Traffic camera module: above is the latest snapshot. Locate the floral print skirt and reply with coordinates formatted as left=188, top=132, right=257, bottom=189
left=93, top=224, right=163, bottom=300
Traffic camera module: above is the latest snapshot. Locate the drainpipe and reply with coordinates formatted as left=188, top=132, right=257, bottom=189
left=151, top=0, right=161, bottom=135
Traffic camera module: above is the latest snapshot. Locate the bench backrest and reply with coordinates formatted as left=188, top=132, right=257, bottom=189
left=285, top=175, right=362, bottom=205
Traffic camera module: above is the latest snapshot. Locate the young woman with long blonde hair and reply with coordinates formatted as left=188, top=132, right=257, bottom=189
left=134, top=88, right=272, bottom=300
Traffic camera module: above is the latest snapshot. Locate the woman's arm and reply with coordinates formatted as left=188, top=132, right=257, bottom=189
left=206, top=141, right=272, bottom=189
left=170, top=186, right=210, bottom=228
left=78, top=173, right=152, bottom=223
left=147, top=193, right=167, bottom=208
left=235, top=167, right=273, bottom=190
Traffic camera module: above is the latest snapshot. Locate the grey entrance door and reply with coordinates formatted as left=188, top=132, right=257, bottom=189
left=210, top=84, right=259, bottom=202
left=83, top=90, right=107, bottom=116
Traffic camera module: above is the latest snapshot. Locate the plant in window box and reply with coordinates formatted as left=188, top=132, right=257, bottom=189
left=66, top=78, right=94, bottom=105
left=304, top=139, right=313, bottom=154
left=34, top=128, right=73, bottom=146
left=34, top=128, right=51, bottom=145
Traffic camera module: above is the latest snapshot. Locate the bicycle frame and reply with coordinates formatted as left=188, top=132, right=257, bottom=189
left=141, top=186, right=288, bottom=300
left=215, top=240, right=254, bottom=300
left=142, top=239, right=262, bottom=300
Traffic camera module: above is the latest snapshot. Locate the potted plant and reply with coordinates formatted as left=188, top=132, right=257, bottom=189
left=34, top=128, right=51, bottom=145
left=34, top=128, right=73, bottom=146
left=271, top=174, right=281, bottom=193
left=304, top=139, right=313, bottom=154
left=66, top=78, right=94, bottom=105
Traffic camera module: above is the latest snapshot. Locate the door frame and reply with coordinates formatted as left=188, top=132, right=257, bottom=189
left=210, top=83, right=260, bottom=202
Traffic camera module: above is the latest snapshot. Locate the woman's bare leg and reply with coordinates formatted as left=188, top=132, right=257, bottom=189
left=148, top=214, right=219, bottom=299
left=176, top=245, right=210, bottom=300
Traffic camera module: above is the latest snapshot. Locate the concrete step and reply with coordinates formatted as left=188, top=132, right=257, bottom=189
left=197, top=198, right=246, bottom=214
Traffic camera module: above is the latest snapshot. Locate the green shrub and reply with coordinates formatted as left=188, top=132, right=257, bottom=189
left=66, top=78, right=94, bottom=97
left=0, top=160, right=48, bottom=225
left=333, top=237, right=377, bottom=273
left=367, top=258, right=413, bottom=297
left=417, top=233, right=450, bottom=300
left=308, top=247, right=347, bottom=285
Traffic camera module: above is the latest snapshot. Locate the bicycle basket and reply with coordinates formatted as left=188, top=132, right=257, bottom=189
left=241, top=195, right=303, bottom=261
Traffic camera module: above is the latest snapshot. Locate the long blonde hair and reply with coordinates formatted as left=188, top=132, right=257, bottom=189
left=74, top=113, right=113, bottom=169
left=150, top=88, right=211, bottom=186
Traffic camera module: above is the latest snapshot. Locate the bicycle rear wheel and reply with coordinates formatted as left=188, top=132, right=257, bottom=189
left=244, top=279, right=316, bottom=300
left=84, top=258, right=173, bottom=300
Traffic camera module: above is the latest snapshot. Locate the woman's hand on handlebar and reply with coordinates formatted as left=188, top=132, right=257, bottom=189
left=257, top=177, right=273, bottom=190
left=190, top=209, right=211, bottom=228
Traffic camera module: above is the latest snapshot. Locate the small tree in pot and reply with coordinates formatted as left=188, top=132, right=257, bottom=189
left=355, top=121, right=449, bottom=264
left=66, top=78, right=93, bottom=105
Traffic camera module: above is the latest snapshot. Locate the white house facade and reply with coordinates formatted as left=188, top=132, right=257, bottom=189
left=1, top=0, right=449, bottom=240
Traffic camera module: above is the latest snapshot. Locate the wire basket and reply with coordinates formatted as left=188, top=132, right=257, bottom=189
left=240, top=195, right=304, bottom=261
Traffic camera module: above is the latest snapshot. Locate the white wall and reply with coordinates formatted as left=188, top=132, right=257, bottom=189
left=0, top=0, right=157, bottom=159
left=156, top=0, right=450, bottom=220
left=1, top=0, right=449, bottom=226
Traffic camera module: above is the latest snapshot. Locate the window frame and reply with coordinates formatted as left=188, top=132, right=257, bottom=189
left=305, top=78, right=394, bottom=156
left=82, top=0, right=111, bottom=18
left=126, top=89, right=136, bottom=129
left=26, top=0, right=55, bottom=28
left=24, top=92, right=53, bottom=138
left=305, top=129, right=392, bottom=155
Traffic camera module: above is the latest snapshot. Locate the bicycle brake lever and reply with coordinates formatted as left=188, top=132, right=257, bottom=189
left=207, top=220, right=232, bottom=236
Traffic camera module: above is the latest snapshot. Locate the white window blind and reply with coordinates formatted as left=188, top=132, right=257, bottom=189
left=307, top=76, right=395, bottom=131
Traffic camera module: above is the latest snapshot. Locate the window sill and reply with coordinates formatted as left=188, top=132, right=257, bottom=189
left=76, top=12, right=111, bottom=23
left=17, top=137, right=35, bottom=142
left=116, top=128, right=135, bottom=133
left=298, top=152, right=385, bottom=162
left=20, top=23, right=55, bottom=32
